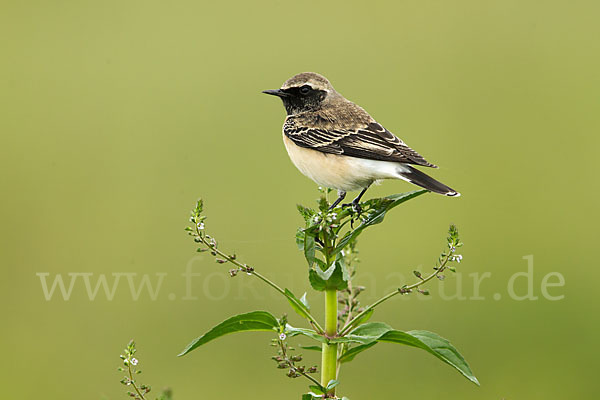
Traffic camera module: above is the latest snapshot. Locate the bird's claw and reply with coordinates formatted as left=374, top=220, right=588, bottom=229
left=343, top=202, right=362, bottom=216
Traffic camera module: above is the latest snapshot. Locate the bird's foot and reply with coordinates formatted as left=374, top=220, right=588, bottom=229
left=351, top=202, right=362, bottom=215
left=342, top=202, right=362, bottom=215
left=342, top=201, right=363, bottom=229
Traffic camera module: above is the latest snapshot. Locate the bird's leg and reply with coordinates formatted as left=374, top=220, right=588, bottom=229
left=344, top=185, right=371, bottom=215
left=328, top=190, right=346, bottom=210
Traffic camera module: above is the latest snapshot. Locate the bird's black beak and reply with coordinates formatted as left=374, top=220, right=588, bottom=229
left=262, top=89, right=289, bottom=98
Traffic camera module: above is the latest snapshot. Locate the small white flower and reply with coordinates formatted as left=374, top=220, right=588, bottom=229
left=455, top=255, right=463, bottom=263
left=131, top=358, right=138, bottom=366
left=279, top=333, right=287, bottom=341
left=198, top=222, right=205, bottom=230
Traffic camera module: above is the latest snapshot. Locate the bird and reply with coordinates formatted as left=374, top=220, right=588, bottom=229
left=262, top=72, right=459, bottom=213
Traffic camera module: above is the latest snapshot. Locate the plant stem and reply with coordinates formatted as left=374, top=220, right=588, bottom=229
left=127, top=363, right=146, bottom=400
left=321, top=288, right=338, bottom=396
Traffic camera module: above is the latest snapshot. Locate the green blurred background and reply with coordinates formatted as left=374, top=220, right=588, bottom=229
left=1, top=0, right=598, bottom=398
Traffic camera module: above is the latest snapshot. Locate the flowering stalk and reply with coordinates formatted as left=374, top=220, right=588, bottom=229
left=119, top=341, right=150, bottom=400
left=186, top=200, right=325, bottom=334
left=339, top=225, right=462, bottom=336
left=272, top=330, right=321, bottom=388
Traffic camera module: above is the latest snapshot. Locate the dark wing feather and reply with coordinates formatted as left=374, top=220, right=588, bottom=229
left=284, top=120, right=437, bottom=168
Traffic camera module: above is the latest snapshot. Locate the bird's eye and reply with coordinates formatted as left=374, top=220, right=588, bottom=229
left=299, top=85, right=311, bottom=95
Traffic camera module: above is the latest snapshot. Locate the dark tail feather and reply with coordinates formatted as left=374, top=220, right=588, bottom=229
left=399, top=165, right=460, bottom=197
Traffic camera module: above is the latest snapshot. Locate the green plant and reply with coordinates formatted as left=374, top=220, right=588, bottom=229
left=181, top=188, right=478, bottom=399
left=118, top=340, right=173, bottom=400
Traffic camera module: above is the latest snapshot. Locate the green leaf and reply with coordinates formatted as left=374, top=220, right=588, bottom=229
left=335, top=252, right=351, bottom=282
left=308, top=385, right=324, bottom=395
left=296, top=228, right=305, bottom=250
left=333, top=322, right=392, bottom=345
left=335, top=323, right=478, bottom=384
left=299, top=292, right=310, bottom=310
left=300, top=345, right=322, bottom=352
left=334, top=324, right=478, bottom=385
left=333, top=190, right=428, bottom=255
left=338, top=342, right=378, bottom=363
left=303, top=393, right=324, bottom=400
left=286, top=324, right=327, bottom=344
left=316, top=258, right=350, bottom=290
left=381, top=330, right=479, bottom=385
left=309, top=260, right=349, bottom=291
left=317, top=195, right=329, bottom=212
left=349, top=322, right=392, bottom=338
left=297, top=204, right=315, bottom=223
left=315, top=261, right=336, bottom=280
left=326, top=379, right=340, bottom=390
left=178, top=311, right=278, bottom=356
left=308, top=269, right=327, bottom=291
left=194, top=199, right=203, bottom=215
left=304, top=231, right=316, bottom=268
left=284, top=288, right=312, bottom=321
left=350, top=308, right=373, bottom=328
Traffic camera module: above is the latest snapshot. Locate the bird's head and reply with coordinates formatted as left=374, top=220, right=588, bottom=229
left=263, top=72, right=337, bottom=115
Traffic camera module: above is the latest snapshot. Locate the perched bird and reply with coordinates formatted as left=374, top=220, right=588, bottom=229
left=263, top=72, right=459, bottom=212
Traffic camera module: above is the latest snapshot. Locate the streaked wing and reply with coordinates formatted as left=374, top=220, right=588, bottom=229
left=284, top=120, right=437, bottom=168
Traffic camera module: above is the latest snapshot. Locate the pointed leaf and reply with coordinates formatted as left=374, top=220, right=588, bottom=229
left=309, top=261, right=348, bottom=291
left=178, top=311, right=278, bottom=356
left=308, top=269, right=327, bottom=291
left=296, top=228, right=305, bottom=250
left=350, top=308, right=373, bottom=329
left=297, top=204, right=315, bottom=223
left=304, top=231, right=316, bottom=268
left=349, top=322, right=392, bottom=337
left=300, top=345, right=322, bottom=352
left=335, top=252, right=350, bottom=282
left=308, top=385, right=324, bottom=395
left=379, top=330, right=479, bottom=385
left=326, top=380, right=340, bottom=390
left=335, top=324, right=478, bottom=385
left=315, top=261, right=336, bottom=281
left=333, top=322, right=392, bottom=345
left=284, top=288, right=312, bottom=321
left=326, top=261, right=349, bottom=290
left=299, top=292, right=310, bottom=310
left=338, top=342, right=378, bottom=363
left=286, top=324, right=328, bottom=344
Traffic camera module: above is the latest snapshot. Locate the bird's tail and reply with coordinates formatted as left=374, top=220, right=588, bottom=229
left=398, top=165, right=460, bottom=197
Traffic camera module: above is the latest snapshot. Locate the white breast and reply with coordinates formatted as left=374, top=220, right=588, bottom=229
left=282, top=134, right=405, bottom=192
